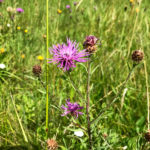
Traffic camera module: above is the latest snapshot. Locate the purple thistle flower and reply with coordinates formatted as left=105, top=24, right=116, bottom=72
left=0, top=0, right=3, bottom=3
left=61, top=99, right=83, bottom=118
left=83, top=35, right=98, bottom=47
left=16, top=8, right=24, bottom=13
left=66, top=5, right=71, bottom=9
left=48, top=38, right=89, bottom=71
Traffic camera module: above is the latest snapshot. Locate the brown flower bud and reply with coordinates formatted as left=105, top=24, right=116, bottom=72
left=145, top=130, right=150, bottom=142
left=47, top=139, right=58, bottom=150
left=85, top=45, right=97, bottom=54
left=132, top=50, right=144, bottom=62
left=32, top=65, right=42, bottom=76
left=83, top=35, right=99, bottom=54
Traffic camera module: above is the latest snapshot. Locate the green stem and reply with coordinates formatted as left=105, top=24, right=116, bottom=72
left=86, top=59, right=92, bottom=150
left=46, top=0, right=49, bottom=138
left=10, top=92, right=28, bottom=142
left=144, top=61, right=150, bottom=130
left=67, top=72, right=84, bottom=100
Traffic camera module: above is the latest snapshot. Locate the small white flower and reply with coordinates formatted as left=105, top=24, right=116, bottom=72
left=0, top=64, right=6, bottom=69
left=123, top=146, right=128, bottom=150
left=7, top=24, right=10, bottom=27
left=74, top=131, right=84, bottom=137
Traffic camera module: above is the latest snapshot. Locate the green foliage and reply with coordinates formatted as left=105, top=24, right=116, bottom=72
left=0, top=0, right=150, bottom=149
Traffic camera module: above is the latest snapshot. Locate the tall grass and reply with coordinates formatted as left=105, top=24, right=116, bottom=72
left=0, top=0, right=150, bottom=149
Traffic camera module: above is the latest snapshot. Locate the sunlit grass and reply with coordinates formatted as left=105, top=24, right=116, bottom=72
left=0, top=0, right=150, bottom=149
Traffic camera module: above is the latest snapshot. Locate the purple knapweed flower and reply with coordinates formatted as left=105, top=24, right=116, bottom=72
left=61, top=99, right=83, bottom=118
left=48, top=38, right=89, bottom=71
left=0, top=0, right=4, bottom=3
left=16, top=8, right=24, bottom=13
left=83, top=35, right=98, bottom=47
left=66, top=5, right=71, bottom=9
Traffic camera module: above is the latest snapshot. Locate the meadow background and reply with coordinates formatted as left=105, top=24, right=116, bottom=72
left=0, top=0, right=150, bottom=149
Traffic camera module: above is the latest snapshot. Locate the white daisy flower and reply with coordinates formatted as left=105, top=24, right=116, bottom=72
left=7, top=24, right=11, bottom=27
left=123, top=146, right=128, bottom=150
left=74, top=131, right=84, bottom=137
left=0, top=64, right=6, bottom=69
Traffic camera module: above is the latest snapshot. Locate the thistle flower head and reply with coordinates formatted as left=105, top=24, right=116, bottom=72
left=132, top=50, right=144, bottom=62
left=16, top=8, right=24, bottom=13
left=48, top=38, right=89, bottom=71
left=66, top=5, right=71, bottom=9
left=61, top=99, right=83, bottom=118
left=73, top=2, right=78, bottom=6
left=32, top=65, right=42, bottom=76
left=0, top=0, right=4, bottom=3
left=145, top=130, right=150, bottom=142
left=83, top=35, right=99, bottom=54
left=83, top=35, right=98, bottom=47
left=47, top=139, right=58, bottom=150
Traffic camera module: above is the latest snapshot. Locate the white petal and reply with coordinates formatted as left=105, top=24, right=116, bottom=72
left=123, top=146, right=128, bottom=150
left=74, top=131, right=84, bottom=137
left=0, top=64, right=6, bottom=69
left=7, top=24, right=10, bottom=27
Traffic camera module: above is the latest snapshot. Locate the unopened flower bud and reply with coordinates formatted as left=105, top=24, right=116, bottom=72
left=132, top=50, right=144, bottom=62
left=47, top=139, right=58, bottom=150
left=145, top=130, right=150, bottom=142
left=83, top=35, right=99, bottom=54
left=32, top=65, right=42, bottom=76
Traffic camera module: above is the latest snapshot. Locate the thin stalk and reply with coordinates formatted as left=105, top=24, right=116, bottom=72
left=86, top=59, right=92, bottom=150
left=46, top=0, right=49, bottom=138
left=10, top=92, right=28, bottom=142
left=144, top=61, right=150, bottom=130
left=72, top=121, right=87, bottom=132
left=38, top=76, right=46, bottom=90
left=68, top=73, right=84, bottom=100
left=91, top=64, right=137, bottom=124
left=127, top=12, right=138, bottom=57
left=127, top=0, right=142, bottom=57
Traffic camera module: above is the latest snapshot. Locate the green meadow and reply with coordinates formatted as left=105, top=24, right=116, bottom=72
left=0, top=0, right=150, bottom=149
